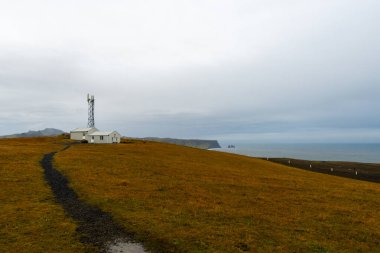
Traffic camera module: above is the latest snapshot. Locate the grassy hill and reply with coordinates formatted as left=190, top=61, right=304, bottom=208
left=1, top=137, right=379, bottom=252
left=55, top=139, right=380, bottom=252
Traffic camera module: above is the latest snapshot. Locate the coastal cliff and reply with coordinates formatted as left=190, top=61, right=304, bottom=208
left=141, top=137, right=221, bottom=149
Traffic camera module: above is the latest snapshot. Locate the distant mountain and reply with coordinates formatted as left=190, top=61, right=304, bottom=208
left=0, top=128, right=65, bottom=138
left=139, top=137, right=221, bottom=149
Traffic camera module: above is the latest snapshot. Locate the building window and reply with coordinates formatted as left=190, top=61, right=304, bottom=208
left=100, top=136, right=104, bottom=140
left=92, top=136, right=94, bottom=140
left=83, top=133, right=85, bottom=136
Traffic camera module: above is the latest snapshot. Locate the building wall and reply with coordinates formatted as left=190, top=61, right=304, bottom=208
left=70, top=128, right=98, bottom=141
left=70, top=132, right=86, bottom=140
left=84, top=134, right=94, bottom=142
left=89, top=135, right=110, bottom=144
left=89, top=131, right=121, bottom=144
left=110, top=132, right=121, bottom=143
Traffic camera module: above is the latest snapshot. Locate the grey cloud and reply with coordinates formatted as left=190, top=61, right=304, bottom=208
left=0, top=0, right=379, bottom=142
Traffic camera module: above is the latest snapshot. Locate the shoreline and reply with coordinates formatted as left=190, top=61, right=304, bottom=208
left=210, top=149, right=380, bottom=183
left=263, top=158, right=380, bottom=183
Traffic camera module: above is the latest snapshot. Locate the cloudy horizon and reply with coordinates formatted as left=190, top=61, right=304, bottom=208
left=1, top=0, right=379, bottom=143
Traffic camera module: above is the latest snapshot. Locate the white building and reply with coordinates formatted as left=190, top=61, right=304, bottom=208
left=70, top=127, right=98, bottom=140
left=87, top=131, right=121, bottom=144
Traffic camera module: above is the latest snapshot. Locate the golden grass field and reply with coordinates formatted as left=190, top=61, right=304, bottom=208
left=53, top=139, right=380, bottom=253
left=0, top=137, right=87, bottom=253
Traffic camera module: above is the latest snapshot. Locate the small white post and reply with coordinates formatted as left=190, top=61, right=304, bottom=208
left=288, top=160, right=291, bottom=164
left=310, top=164, right=312, bottom=168
left=330, top=168, right=333, bottom=172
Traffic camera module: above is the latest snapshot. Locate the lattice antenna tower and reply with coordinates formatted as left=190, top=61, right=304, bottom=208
left=87, top=94, right=95, bottom=128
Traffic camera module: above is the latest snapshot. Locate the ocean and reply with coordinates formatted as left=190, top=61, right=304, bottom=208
left=214, top=143, right=380, bottom=163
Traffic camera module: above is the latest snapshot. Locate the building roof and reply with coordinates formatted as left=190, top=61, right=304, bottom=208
left=88, top=131, right=119, bottom=136
left=70, top=127, right=98, bottom=133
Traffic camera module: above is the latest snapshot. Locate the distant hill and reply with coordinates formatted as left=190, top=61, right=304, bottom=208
left=138, top=137, right=221, bottom=149
left=0, top=128, right=65, bottom=138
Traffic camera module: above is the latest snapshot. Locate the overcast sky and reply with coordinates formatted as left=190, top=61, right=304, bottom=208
left=0, top=0, right=379, bottom=142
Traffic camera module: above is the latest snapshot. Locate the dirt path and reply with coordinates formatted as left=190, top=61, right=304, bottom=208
left=41, top=146, right=147, bottom=252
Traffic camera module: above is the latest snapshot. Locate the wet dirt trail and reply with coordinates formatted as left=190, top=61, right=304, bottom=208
left=41, top=146, right=148, bottom=253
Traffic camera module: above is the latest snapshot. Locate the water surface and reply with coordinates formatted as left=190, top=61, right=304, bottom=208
left=214, top=143, right=380, bottom=163
left=107, top=239, right=148, bottom=253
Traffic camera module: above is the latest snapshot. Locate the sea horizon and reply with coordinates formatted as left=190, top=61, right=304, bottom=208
left=213, top=142, right=380, bottom=163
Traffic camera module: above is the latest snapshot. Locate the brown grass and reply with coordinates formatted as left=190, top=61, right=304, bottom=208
left=54, top=140, right=380, bottom=252
left=0, top=137, right=88, bottom=253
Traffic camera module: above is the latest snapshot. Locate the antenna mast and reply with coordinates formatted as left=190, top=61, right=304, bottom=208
left=87, top=94, right=95, bottom=128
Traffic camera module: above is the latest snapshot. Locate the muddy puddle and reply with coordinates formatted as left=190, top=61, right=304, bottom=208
left=107, top=239, right=149, bottom=253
